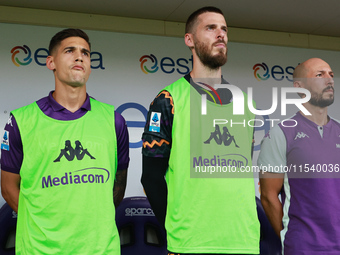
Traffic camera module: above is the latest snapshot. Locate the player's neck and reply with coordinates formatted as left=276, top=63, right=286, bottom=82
left=190, top=58, right=222, bottom=82
left=53, top=85, right=87, bottom=113
left=300, top=104, right=329, bottom=126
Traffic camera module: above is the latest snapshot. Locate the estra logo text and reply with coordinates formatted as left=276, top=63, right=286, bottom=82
left=140, top=54, right=193, bottom=75
left=11, top=45, right=105, bottom=69
left=253, top=62, right=295, bottom=82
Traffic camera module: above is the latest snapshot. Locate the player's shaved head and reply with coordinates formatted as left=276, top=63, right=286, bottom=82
left=293, top=58, right=334, bottom=106
left=293, top=58, right=330, bottom=79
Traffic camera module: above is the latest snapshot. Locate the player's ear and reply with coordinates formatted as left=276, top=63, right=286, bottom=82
left=294, top=80, right=307, bottom=98
left=185, top=33, right=194, bottom=48
left=293, top=80, right=302, bottom=88
left=46, top=56, right=55, bottom=71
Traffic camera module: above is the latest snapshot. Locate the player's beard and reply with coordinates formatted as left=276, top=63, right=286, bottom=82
left=309, top=86, right=334, bottom=108
left=194, top=39, right=228, bottom=70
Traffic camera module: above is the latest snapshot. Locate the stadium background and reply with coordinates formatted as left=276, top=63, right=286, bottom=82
left=0, top=1, right=340, bottom=206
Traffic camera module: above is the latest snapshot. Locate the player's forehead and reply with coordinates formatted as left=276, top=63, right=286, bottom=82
left=196, top=12, right=226, bottom=28
left=58, top=37, right=90, bottom=52
left=305, top=59, right=332, bottom=74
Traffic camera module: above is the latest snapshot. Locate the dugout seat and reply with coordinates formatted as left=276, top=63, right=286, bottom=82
left=0, top=203, right=17, bottom=255
left=116, top=196, right=167, bottom=255
left=256, top=197, right=281, bottom=255
left=0, top=197, right=281, bottom=255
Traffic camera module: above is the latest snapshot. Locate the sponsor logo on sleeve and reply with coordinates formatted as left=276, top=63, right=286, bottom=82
left=149, top=112, right=161, bottom=132
left=1, top=131, right=9, bottom=151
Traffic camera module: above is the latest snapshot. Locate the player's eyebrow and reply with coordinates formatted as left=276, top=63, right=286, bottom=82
left=63, top=46, right=75, bottom=51
left=317, top=70, right=334, bottom=75
left=63, top=46, right=90, bottom=55
left=81, top=48, right=91, bottom=55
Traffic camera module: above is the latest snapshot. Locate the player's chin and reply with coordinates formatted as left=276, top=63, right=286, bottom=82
left=69, top=81, right=86, bottom=88
left=323, top=93, right=334, bottom=100
left=213, top=47, right=226, bottom=54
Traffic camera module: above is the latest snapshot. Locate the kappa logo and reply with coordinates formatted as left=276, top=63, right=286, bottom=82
left=54, top=140, right=95, bottom=162
left=204, top=124, right=239, bottom=148
left=7, top=115, right=13, bottom=127
left=294, top=132, right=310, bottom=140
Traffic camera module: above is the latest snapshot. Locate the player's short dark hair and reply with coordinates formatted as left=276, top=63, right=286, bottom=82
left=49, top=28, right=91, bottom=55
left=185, top=6, right=224, bottom=34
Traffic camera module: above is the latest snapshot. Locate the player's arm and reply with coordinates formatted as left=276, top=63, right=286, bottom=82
left=141, top=90, right=173, bottom=228
left=141, top=156, right=168, bottom=227
left=113, top=112, right=129, bottom=208
left=260, top=172, right=284, bottom=237
left=1, top=170, right=20, bottom=213
left=113, top=169, right=127, bottom=208
left=257, top=125, right=287, bottom=238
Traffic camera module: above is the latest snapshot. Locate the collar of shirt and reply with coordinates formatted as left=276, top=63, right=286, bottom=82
left=36, top=91, right=92, bottom=121
left=184, top=74, right=232, bottom=104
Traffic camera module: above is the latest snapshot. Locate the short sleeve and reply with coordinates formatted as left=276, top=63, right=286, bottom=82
left=1, top=114, right=23, bottom=174
left=257, top=124, right=287, bottom=173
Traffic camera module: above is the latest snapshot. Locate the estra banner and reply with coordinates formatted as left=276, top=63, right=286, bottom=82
left=1, top=22, right=340, bottom=205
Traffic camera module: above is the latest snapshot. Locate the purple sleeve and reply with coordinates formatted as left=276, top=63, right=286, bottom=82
left=115, top=111, right=129, bottom=170
left=0, top=115, right=23, bottom=174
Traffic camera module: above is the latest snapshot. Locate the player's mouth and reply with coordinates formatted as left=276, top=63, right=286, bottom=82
left=323, top=86, right=334, bottom=93
left=213, top=42, right=226, bottom=48
left=72, top=65, right=84, bottom=71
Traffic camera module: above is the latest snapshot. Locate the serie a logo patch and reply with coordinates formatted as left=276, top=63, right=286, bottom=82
left=1, top=131, right=9, bottom=151
left=149, top=112, right=161, bottom=132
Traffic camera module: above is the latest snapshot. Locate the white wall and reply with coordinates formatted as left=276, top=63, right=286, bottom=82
left=1, top=23, right=340, bottom=206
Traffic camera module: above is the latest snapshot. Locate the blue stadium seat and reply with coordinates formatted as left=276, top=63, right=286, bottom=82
left=0, top=196, right=281, bottom=255
left=116, top=196, right=167, bottom=255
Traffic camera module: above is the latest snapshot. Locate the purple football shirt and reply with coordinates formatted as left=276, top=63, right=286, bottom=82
left=1, top=91, right=129, bottom=173
left=278, top=112, right=340, bottom=254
